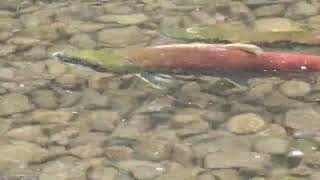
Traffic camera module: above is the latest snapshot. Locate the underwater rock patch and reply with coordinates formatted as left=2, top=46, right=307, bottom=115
left=285, top=1, right=318, bottom=19
left=204, top=151, right=270, bottom=170
left=97, top=14, right=148, bottom=25
left=38, top=156, right=88, bottom=180
left=0, top=44, right=16, bottom=57
left=97, top=26, right=150, bottom=47
left=254, top=136, right=290, bottom=155
left=55, top=74, right=83, bottom=89
left=21, top=110, right=75, bottom=124
left=0, top=67, right=15, bottom=81
left=254, top=17, right=301, bottom=32
left=253, top=4, right=285, bottom=17
left=0, top=93, right=34, bottom=116
left=116, top=160, right=166, bottom=178
left=69, top=33, right=96, bottom=49
left=6, top=125, right=48, bottom=145
left=279, top=80, right=311, bottom=98
left=83, top=110, right=121, bottom=132
left=105, top=146, right=133, bottom=161
left=0, top=141, right=48, bottom=172
left=226, top=113, right=267, bottom=134
left=308, top=15, right=320, bottom=30
left=285, top=108, right=320, bottom=132
left=88, top=166, right=118, bottom=180
left=31, top=89, right=59, bottom=109
left=69, top=143, right=104, bottom=159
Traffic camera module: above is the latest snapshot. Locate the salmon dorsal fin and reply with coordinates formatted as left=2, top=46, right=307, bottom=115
left=223, top=43, right=264, bottom=56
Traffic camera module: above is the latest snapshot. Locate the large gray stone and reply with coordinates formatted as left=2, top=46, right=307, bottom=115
left=254, top=18, right=301, bottom=32
left=31, top=89, right=59, bottom=109
left=0, top=44, right=16, bottom=57
left=69, top=33, right=96, bottom=49
left=97, top=14, right=148, bottom=25
left=285, top=1, right=318, bottom=19
left=135, top=137, right=173, bottom=161
left=39, top=156, right=88, bottom=180
left=69, top=143, right=104, bottom=158
left=226, top=113, right=266, bottom=134
left=308, top=15, right=320, bottom=30
left=6, top=125, right=48, bottom=145
left=229, top=1, right=253, bottom=19
left=204, top=151, right=270, bottom=170
left=0, top=93, right=34, bottom=116
left=116, top=160, right=166, bottom=178
left=83, top=110, right=121, bottom=132
left=193, top=136, right=252, bottom=158
left=211, top=169, right=241, bottom=180
left=23, top=46, right=47, bottom=61
left=172, top=143, right=194, bottom=167
left=21, top=110, right=75, bottom=124
left=78, top=89, right=110, bottom=109
left=279, top=80, right=311, bottom=98
left=0, top=141, right=48, bottom=172
left=253, top=4, right=285, bottom=17
left=88, top=166, right=118, bottom=180
left=285, top=108, right=320, bottom=132
left=105, top=146, right=133, bottom=161
left=154, top=168, right=196, bottom=180
left=254, top=137, right=290, bottom=155
left=0, top=67, right=15, bottom=81
left=97, top=26, right=149, bottom=47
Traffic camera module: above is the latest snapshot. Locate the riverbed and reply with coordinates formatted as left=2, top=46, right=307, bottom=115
left=0, top=0, right=320, bottom=179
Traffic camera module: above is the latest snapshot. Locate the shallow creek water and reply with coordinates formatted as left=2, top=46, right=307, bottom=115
left=1, top=0, right=320, bottom=180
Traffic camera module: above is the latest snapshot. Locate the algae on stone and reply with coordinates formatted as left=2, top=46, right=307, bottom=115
left=161, top=24, right=319, bottom=45
left=97, top=14, right=148, bottom=25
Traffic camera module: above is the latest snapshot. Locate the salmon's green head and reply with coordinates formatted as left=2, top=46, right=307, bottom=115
left=52, top=49, right=140, bottom=73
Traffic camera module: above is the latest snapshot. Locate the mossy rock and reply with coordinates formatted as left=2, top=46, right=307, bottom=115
left=161, top=24, right=318, bottom=45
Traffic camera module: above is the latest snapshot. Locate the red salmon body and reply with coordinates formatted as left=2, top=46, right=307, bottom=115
left=126, top=44, right=320, bottom=73
left=261, top=52, right=320, bottom=72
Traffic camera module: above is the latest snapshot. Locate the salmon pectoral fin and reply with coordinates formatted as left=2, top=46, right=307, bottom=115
left=223, top=43, right=264, bottom=56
